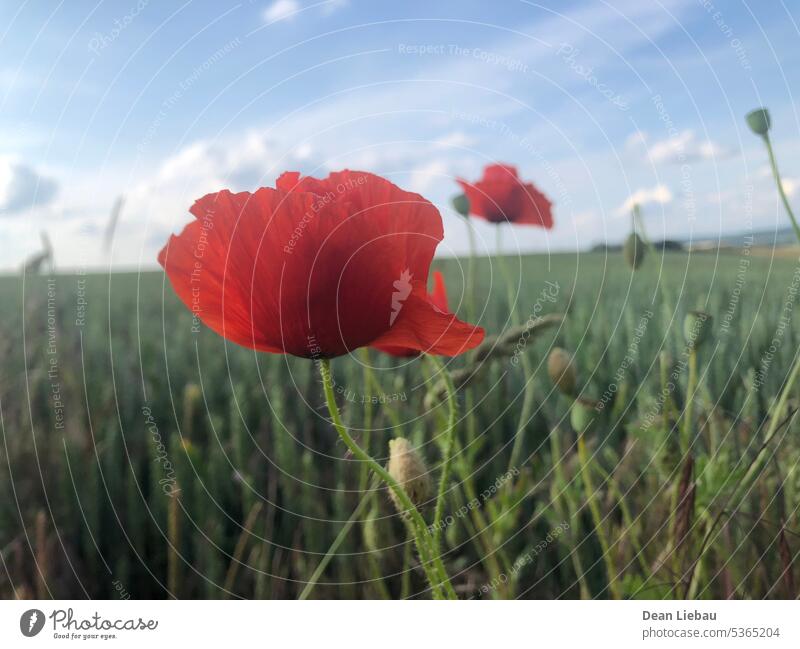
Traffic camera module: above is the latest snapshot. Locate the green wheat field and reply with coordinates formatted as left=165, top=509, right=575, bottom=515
left=2, top=249, right=799, bottom=599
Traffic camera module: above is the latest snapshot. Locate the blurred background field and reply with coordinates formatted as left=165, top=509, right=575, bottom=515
left=2, top=248, right=799, bottom=599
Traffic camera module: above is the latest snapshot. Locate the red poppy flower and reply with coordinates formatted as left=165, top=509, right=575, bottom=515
left=158, top=170, right=484, bottom=358
left=374, top=270, right=450, bottom=358
left=457, top=163, right=553, bottom=227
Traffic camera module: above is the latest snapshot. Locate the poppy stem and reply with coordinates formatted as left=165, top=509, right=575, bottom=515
left=495, top=225, right=534, bottom=474
left=466, top=218, right=478, bottom=322
left=426, top=355, right=458, bottom=557
left=762, top=134, right=800, bottom=244
left=318, top=358, right=456, bottom=599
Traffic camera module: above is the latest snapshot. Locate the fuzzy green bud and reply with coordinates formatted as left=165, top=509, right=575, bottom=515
left=683, top=310, right=713, bottom=350
left=746, top=108, right=771, bottom=137
left=451, top=193, right=470, bottom=218
left=623, top=232, right=646, bottom=270
left=387, top=438, right=431, bottom=514
left=547, top=347, right=577, bottom=397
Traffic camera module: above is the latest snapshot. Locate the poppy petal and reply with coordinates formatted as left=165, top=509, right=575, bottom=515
left=429, top=270, right=449, bottom=313
left=159, top=171, right=461, bottom=358
left=457, top=163, right=553, bottom=227
left=370, top=283, right=484, bottom=356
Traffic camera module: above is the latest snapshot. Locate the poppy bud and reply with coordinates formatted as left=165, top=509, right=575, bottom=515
left=570, top=397, right=598, bottom=435
left=387, top=438, right=432, bottom=515
left=623, top=232, right=646, bottom=270
left=746, top=108, right=771, bottom=137
left=451, top=193, right=470, bottom=218
left=547, top=347, right=577, bottom=396
left=683, top=310, right=713, bottom=350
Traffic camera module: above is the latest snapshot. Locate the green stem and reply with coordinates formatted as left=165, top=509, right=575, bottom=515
left=299, top=480, right=376, bottom=600
left=593, top=453, right=651, bottom=578
left=763, top=135, right=800, bottom=244
left=577, top=433, right=621, bottom=599
left=318, top=359, right=456, bottom=599
left=495, top=226, right=534, bottom=472
left=358, top=348, right=374, bottom=492
left=733, top=351, right=800, bottom=504
left=466, top=217, right=478, bottom=323
left=401, top=528, right=413, bottom=599
left=426, top=355, right=458, bottom=555
left=550, top=428, right=592, bottom=598
left=683, top=349, right=800, bottom=597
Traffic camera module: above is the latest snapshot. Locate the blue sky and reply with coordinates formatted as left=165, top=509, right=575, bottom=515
left=1, top=0, right=799, bottom=270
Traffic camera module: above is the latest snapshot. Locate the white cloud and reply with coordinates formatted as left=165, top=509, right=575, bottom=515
left=619, top=184, right=672, bottom=215
left=781, top=177, right=799, bottom=198
left=321, top=0, right=349, bottom=15
left=262, top=0, right=300, bottom=23
left=756, top=166, right=799, bottom=199
left=0, top=157, right=58, bottom=216
left=433, top=131, right=476, bottom=149
left=408, top=160, right=450, bottom=194
left=628, top=129, right=734, bottom=165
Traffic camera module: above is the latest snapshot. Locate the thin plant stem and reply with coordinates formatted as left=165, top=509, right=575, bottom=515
left=463, top=218, right=480, bottom=475
left=763, top=135, right=800, bottom=244
left=401, top=528, right=413, bottom=599
left=593, top=455, right=651, bottom=578
left=466, top=217, right=478, bottom=323
left=299, top=481, right=376, bottom=600
left=318, top=359, right=456, bottom=599
left=495, top=226, right=535, bottom=472
left=682, top=352, right=800, bottom=597
left=577, top=432, right=622, bottom=599
left=360, top=352, right=404, bottom=431
left=222, top=502, right=263, bottom=598
left=549, top=427, right=592, bottom=598
left=358, top=348, right=374, bottom=492
left=426, top=355, right=457, bottom=555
